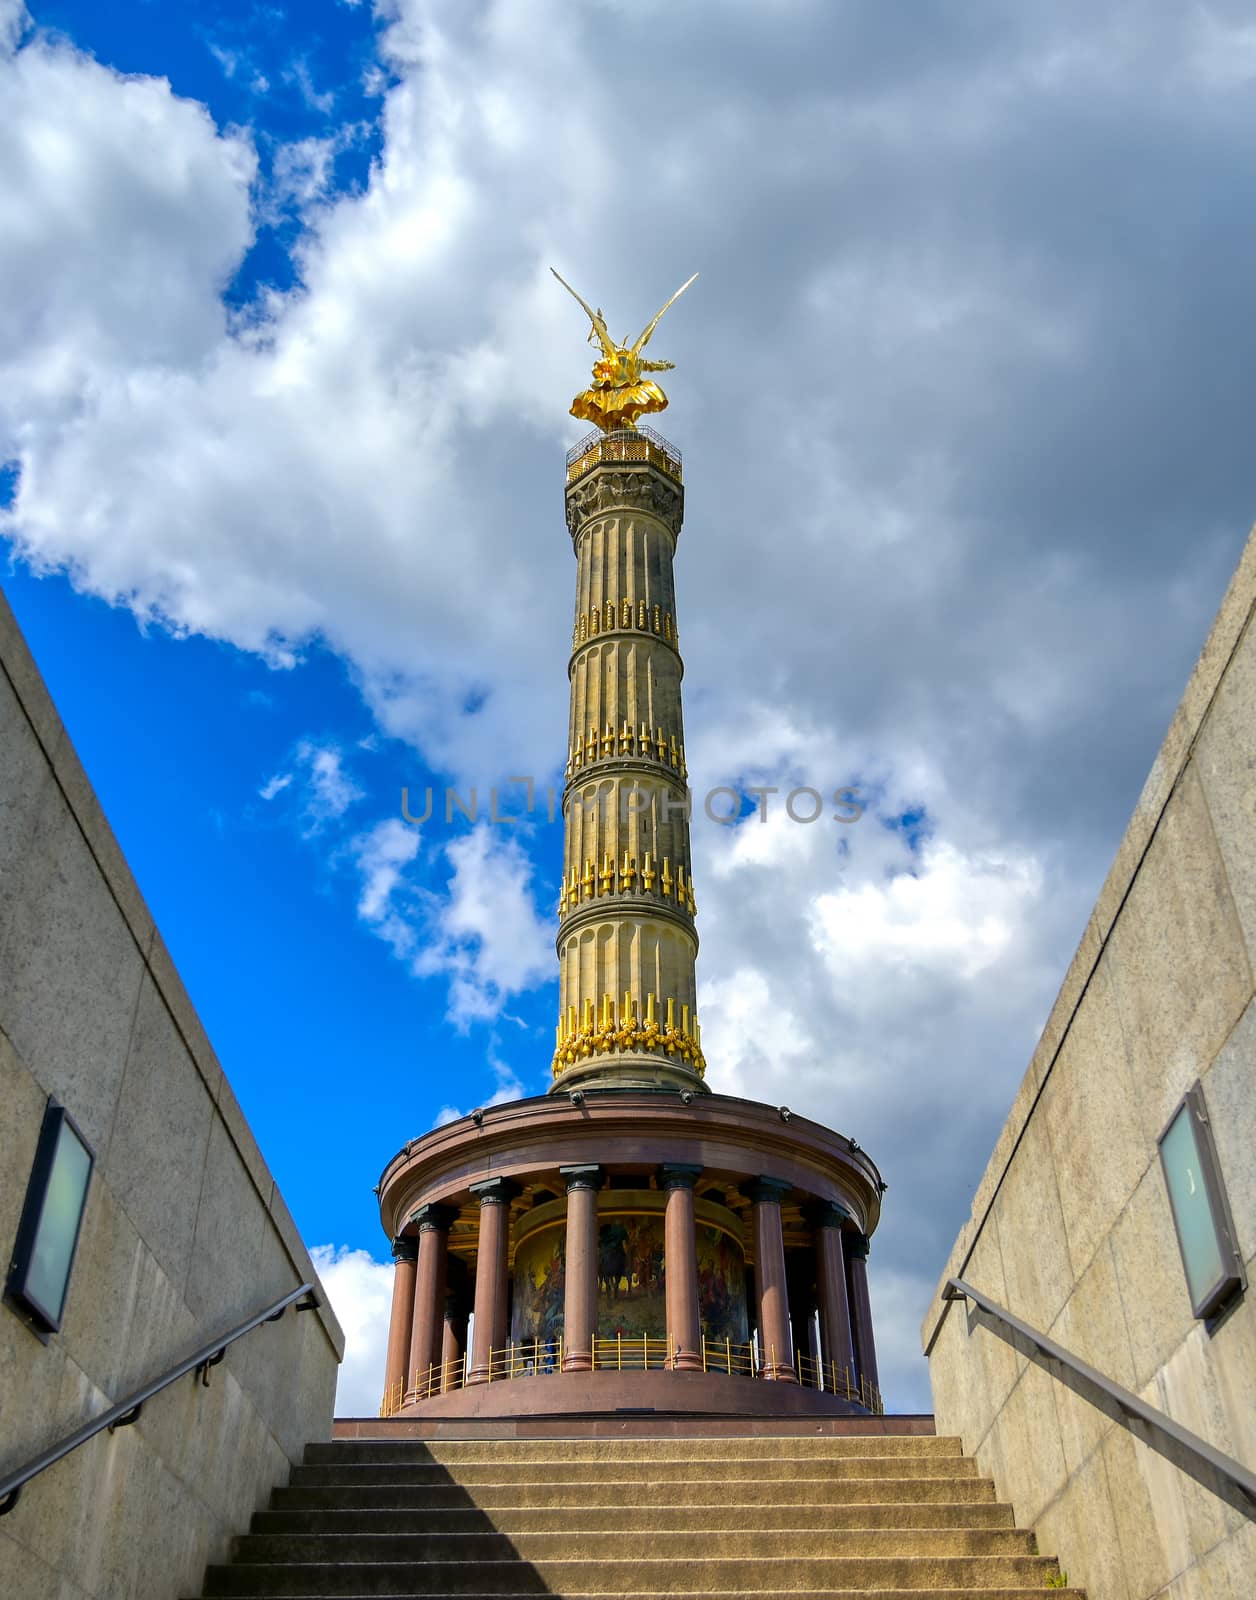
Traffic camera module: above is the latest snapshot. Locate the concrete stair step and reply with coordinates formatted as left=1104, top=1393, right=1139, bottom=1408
left=231, top=1529, right=1038, bottom=1563
left=254, top=1501, right=1017, bottom=1536
left=289, top=1457, right=977, bottom=1487
left=272, top=1474, right=998, bottom=1510
left=201, top=1555, right=1065, bottom=1596
left=193, top=1592, right=1083, bottom=1600
left=304, top=1438, right=962, bottom=1465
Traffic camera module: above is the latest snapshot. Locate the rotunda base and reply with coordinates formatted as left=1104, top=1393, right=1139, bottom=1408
left=397, top=1368, right=871, bottom=1421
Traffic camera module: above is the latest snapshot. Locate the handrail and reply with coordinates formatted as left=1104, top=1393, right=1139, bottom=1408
left=0, top=1282, right=319, bottom=1516
left=942, top=1277, right=1256, bottom=1515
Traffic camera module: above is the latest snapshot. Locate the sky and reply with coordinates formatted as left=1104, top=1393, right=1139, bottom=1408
left=3, top=0, right=1256, bottom=1417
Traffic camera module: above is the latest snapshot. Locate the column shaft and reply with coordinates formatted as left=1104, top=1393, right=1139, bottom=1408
left=845, top=1231, right=880, bottom=1404
left=744, top=1178, right=796, bottom=1382
left=383, top=1238, right=418, bottom=1408
left=810, top=1203, right=856, bottom=1388
left=441, top=1291, right=469, bottom=1392
left=561, top=1165, right=603, bottom=1372
left=466, top=1178, right=517, bottom=1385
left=660, top=1165, right=702, bottom=1370
left=404, top=1205, right=456, bottom=1403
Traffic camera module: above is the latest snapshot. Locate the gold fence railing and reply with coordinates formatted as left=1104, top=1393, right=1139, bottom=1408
left=796, top=1350, right=884, bottom=1414
left=565, top=425, right=683, bottom=485
left=590, top=1333, right=671, bottom=1371
left=380, top=1332, right=882, bottom=1416
left=379, top=1338, right=564, bottom=1415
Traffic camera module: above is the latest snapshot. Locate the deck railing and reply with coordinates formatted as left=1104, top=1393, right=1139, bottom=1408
left=565, top=426, right=683, bottom=485
left=381, top=1331, right=882, bottom=1416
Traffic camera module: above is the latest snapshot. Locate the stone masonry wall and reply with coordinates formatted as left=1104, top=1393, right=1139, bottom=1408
left=922, top=528, right=1256, bottom=1600
left=0, top=586, right=344, bottom=1599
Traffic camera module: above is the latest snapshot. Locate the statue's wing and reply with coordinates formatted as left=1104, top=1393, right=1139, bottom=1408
left=630, top=273, right=699, bottom=356
left=551, top=267, right=616, bottom=358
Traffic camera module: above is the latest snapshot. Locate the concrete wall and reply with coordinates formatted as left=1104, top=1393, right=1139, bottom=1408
left=922, top=529, right=1256, bottom=1600
left=0, top=586, right=343, bottom=1600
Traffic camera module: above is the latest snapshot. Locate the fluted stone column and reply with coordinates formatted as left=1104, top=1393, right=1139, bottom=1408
left=383, top=1236, right=418, bottom=1407
left=660, top=1164, right=703, bottom=1370
left=845, top=1230, right=880, bottom=1401
left=744, top=1177, right=796, bottom=1382
left=552, top=438, right=708, bottom=1096
left=404, top=1203, right=457, bottom=1403
left=809, top=1200, right=856, bottom=1385
left=561, top=1164, right=603, bottom=1372
left=466, top=1177, right=517, bottom=1385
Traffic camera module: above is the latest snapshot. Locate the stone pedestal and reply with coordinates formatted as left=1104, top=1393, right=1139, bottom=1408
left=378, top=1091, right=883, bottom=1418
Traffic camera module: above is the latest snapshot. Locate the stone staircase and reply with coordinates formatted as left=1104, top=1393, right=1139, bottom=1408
left=194, top=1434, right=1083, bottom=1597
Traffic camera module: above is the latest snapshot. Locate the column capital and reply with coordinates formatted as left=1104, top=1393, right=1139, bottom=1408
left=846, top=1230, right=871, bottom=1261
left=469, top=1176, right=520, bottom=1206
left=805, top=1198, right=852, bottom=1231
left=391, top=1235, right=419, bottom=1264
left=657, top=1163, right=703, bottom=1192
left=741, top=1175, right=791, bottom=1206
left=560, top=1164, right=605, bottom=1192
left=411, top=1202, right=459, bottom=1234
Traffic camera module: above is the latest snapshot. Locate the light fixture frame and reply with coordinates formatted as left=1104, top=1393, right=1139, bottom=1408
left=5, top=1098, right=95, bottom=1340
left=1158, top=1082, right=1245, bottom=1323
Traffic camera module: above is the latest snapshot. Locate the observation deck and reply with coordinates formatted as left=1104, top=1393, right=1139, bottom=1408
left=566, top=425, right=683, bottom=487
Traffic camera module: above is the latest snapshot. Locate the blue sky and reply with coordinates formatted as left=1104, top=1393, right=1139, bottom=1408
left=3, top=562, right=561, bottom=1257
left=4, top=0, right=1256, bottom=1412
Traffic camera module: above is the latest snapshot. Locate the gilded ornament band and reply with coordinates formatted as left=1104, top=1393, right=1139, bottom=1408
left=565, top=721, right=686, bottom=781
left=572, top=601, right=678, bottom=653
left=557, top=852, right=697, bottom=917
left=552, top=990, right=705, bottom=1079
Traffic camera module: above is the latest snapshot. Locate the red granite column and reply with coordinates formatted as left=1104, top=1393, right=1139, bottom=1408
left=743, top=1177, right=796, bottom=1381
left=808, top=1200, right=856, bottom=1387
left=660, top=1164, right=703, bottom=1371
left=466, top=1177, right=517, bottom=1385
left=404, top=1204, right=457, bottom=1403
left=845, top=1229, right=880, bottom=1403
left=383, top=1236, right=418, bottom=1409
left=441, top=1289, right=469, bottom=1392
left=560, top=1165, right=603, bottom=1372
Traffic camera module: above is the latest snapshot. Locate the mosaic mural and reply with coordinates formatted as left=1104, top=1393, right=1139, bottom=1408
left=510, top=1213, right=749, bottom=1349
left=509, top=1225, right=565, bottom=1347
left=696, top=1224, right=750, bottom=1344
left=595, top=1215, right=666, bottom=1338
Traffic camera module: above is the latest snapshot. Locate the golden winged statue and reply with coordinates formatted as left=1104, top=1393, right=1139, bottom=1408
left=551, top=268, right=698, bottom=433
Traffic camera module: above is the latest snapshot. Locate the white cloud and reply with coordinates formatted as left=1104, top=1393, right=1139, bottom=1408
left=259, top=771, right=292, bottom=801
left=3, top=0, right=1253, bottom=1411
left=351, top=815, right=423, bottom=960
left=347, top=817, right=552, bottom=1030
left=295, top=740, right=364, bottom=830
left=414, top=825, right=552, bottom=1026
left=286, top=57, right=335, bottom=115
left=0, top=1, right=26, bottom=55
left=810, top=839, right=1043, bottom=986
left=309, top=1244, right=394, bottom=1417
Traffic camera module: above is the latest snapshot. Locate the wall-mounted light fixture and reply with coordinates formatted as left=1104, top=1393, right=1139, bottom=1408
left=1158, top=1083, right=1245, bottom=1322
left=5, top=1099, right=94, bottom=1340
